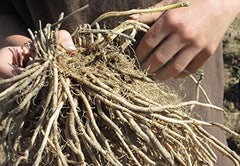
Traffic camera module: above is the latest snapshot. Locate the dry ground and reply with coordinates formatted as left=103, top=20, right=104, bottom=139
left=223, top=15, right=240, bottom=155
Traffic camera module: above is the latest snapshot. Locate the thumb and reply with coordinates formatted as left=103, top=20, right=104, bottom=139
left=129, top=2, right=169, bottom=24
left=58, top=30, right=76, bottom=51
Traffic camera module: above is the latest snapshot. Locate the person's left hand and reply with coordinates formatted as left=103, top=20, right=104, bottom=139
left=0, top=46, right=31, bottom=79
left=0, top=30, right=76, bottom=79
left=130, top=0, right=240, bottom=80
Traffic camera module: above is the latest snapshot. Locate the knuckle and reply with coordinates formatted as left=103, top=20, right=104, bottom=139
left=171, top=63, right=184, bottom=74
left=163, top=13, right=200, bottom=44
left=193, top=36, right=208, bottom=48
left=164, top=14, right=178, bottom=28
left=141, top=36, right=156, bottom=51
left=204, top=46, right=216, bottom=58
left=164, top=13, right=186, bottom=29
left=152, top=53, right=166, bottom=67
left=192, top=39, right=205, bottom=50
left=179, top=27, right=196, bottom=44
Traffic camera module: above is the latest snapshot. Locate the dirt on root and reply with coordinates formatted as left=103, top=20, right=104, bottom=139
left=223, top=15, right=240, bottom=155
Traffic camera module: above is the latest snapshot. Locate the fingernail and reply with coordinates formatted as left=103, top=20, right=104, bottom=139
left=62, top=42, right=77, bottom=51
left=130, top=14, right=140, bottom=20
left=22, top=47, right=31, bottom=55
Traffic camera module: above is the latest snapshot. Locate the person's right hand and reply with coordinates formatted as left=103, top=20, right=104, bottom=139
left=130, top=0, right=240, bottom=80
left=0, top=30, right=76, bottom=79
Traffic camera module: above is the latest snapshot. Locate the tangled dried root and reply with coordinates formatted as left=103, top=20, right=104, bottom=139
left=0, top=9, right=240, bottom=166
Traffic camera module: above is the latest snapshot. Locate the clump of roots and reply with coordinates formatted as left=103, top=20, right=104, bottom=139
left=0, top=13, right=240, bottom=166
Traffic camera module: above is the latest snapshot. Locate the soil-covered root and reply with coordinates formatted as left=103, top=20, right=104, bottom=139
left=0, top=17, right=240, bottom=166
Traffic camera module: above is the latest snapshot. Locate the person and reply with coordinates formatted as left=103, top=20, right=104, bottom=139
left=0, top=0, right=239, bottom=165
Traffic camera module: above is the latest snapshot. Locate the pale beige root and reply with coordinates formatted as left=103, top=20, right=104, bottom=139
left=0, top=5, right=240, bottom=166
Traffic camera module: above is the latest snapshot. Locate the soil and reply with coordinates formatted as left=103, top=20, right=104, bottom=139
left=223, top=15, right=240, bottom=155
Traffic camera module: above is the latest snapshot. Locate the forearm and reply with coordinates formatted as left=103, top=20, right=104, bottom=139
left=0, top=15, right=30, bottom=48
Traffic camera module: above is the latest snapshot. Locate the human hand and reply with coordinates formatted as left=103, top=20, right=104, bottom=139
left=130, top=0, right=240, bottom=80
left=0, top=30, right=76, bottom=79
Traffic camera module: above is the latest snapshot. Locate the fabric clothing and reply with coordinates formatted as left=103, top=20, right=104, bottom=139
left=1, top=0, right=233, bottom=165
left=7, top=0, right=159, bottom=31
left=0, top=0, right=16, bottom=14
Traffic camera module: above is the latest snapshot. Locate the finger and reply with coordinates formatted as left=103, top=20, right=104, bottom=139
left=0, top=46, right=30, bottom=79
left=175, top=48, right=212, bottom=78
left=0, top=62, right=21, bottom=78
left=0, top=47, right=25, bottom=67
left=21, top=45, right=32, bottom=56
left=136, top=14, right=171, bottom=62
left=58, top=30, right=76, bottom=51
left=129, top=1, right=170, bottom=24
left=153, top=44, right=201, bottom=80
left=17, top=46, right=32, bottom=67
left=141, top=33, right=185, bottom=73
left=11, top=47, right=31, bottom=67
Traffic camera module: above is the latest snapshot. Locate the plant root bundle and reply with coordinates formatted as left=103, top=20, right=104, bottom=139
left=0, top=14, right=240, bottom=166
